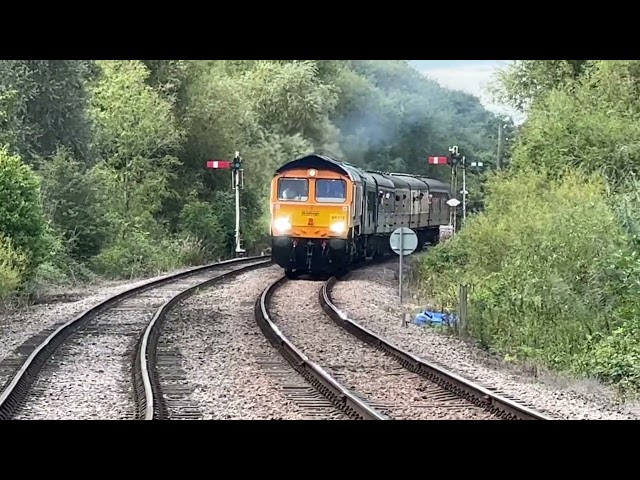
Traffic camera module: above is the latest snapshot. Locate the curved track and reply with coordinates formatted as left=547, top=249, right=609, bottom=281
left=321, top=276, right=552, bottom=420
left=160, top=266, right=351, bottom=420
left=0, top=256, right=270, bottom=420
left=132, top=258, right=272, bottom=420
left=255, top=274, right=388, bottom=420
left=258, top=269, right=552, bottom=420
left=1, top=253, right=553, bottom=420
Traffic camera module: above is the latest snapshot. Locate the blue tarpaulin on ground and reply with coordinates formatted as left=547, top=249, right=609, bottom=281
left=414, top=310, right=459, bottom=327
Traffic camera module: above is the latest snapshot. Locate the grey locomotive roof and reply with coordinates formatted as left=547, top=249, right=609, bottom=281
left=277, top=153, right=449, bottom=194
left=420, top=178, right=451, bottom=193
left=276, top=154, right=362, bottom=182
left=383, top=175, right=411, bottom=190
left=369, top=172, right=395, bottom=189
left=387, top=174, right=430, bottom=190
left=340, top=163, right=364, bottom=183
left=358, top=170, right=378, bottom=188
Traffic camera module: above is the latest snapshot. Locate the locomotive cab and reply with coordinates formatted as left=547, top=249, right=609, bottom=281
left=270, top=156, right=356, bottom=274
left=272, top=173, right=350, bottom=237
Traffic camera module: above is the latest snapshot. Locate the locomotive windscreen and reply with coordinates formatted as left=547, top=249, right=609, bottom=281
left=315, top=179, right=346, bottom=203
left=278, top=178, right=309, bottom=201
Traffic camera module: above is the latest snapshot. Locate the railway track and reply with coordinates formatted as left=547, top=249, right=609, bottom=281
left=321, top=276, right=552, bottom=420
left=0, top=255, right=271, bottom=420
left=255, top=274, right=387, bottom=420
left=137, top=262, right=349, bottom=420
left=132, top=257, right=273, bottom=420
left=0, top=252, right=553, bottom=420
left=258, top=270, right=552, bottom=420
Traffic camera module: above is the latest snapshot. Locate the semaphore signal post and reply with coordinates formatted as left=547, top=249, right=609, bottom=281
left=206, top=151, right=246, bottom=257
left=428, top=146, right=484, bottom=233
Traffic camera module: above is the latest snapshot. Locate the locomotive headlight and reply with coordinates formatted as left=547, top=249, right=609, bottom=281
left=273, top=217, right=291, bottom=232
left=330, top=221, right=346, bottom=234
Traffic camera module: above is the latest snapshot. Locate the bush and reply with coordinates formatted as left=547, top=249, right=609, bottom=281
left=178, top=194, right=226, bottom=260
left=38, top=148, right=108, bottom=261
left=28, top=226, right=97, bottom=290
left=576, top=321, right=640, bottom=393
left=90, top=230, right=205, bottom=279
left=0, top=234, right=27, bottom=299
left=0, top=145, right=48, bottom=280
left=416, top=167, right=640, bottom=389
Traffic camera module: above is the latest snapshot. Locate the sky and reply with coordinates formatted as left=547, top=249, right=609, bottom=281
left=408, top=60, right=524, bottom=124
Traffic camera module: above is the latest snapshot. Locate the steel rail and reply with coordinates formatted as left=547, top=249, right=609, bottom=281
left=255, top=275, right=389, bottom=420
left=320, top=276, right=553, bottom=420
left=0, top=255, right=270, bottom=420
left=134, top=257, right=273, bottom=420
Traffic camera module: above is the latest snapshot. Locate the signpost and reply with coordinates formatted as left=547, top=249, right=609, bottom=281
left=446, top=198, right=461, bottom=232
left=390, top=227, right=418, bottom=303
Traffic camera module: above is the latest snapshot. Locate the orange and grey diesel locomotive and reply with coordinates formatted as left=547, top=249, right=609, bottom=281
left=269, top=154, right=452, bottom=275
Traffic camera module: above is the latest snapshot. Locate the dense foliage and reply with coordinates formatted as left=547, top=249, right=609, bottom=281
left=0, top=146, right=47, bottom=282
left=0, top=59, right=504, bottom=294
left=419, top=60, right=640, bottom=393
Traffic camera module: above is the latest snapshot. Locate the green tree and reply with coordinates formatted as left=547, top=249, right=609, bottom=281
left=88, top=60, right=184, bottom=240
left=242, top=60, right=340, bottom=144
left=418, top=59, right=640, bottom=392
left=0, top=146, right=47, bottom=279
left=510, top=60, right=640, bottom=185
left=39, top=147, right=108, bottom=260
left=0, top=233, right=27, bottom=298
left=0, top=60, right=97, bottom=166
left=490, top=60, right=592, bottom=112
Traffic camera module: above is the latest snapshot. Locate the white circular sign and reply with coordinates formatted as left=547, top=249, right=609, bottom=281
left=446, top=198, right=461, bottom=207
left=389, top=227, right=418, bottom=256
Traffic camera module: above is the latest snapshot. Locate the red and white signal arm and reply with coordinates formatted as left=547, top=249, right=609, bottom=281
left=428, top=156, right=448, bottom=165
left=207, top=160, right=231, bottom=169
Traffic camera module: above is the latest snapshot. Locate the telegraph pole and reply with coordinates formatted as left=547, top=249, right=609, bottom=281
left=448, top=147, right=456, bottom=225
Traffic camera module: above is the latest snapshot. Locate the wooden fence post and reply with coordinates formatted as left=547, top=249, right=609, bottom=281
left=458, top=284, right=468, bottom=334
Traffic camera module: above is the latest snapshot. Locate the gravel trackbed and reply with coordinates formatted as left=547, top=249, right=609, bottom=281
left=330, top=263, right=640, bottom=420
left=269, top=277, right=502, bottom=420
left=160, top=265, right=348, bottom=419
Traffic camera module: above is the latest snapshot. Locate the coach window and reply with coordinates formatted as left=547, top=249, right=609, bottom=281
left=278, top=178, right=308, bottom=201
left=315, top=179, right=346, bottom=203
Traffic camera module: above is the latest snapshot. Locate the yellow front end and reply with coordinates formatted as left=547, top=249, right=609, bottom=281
left=270, top=168, right=352, bottom=239
left=272, top=203, right=350, bottom=239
